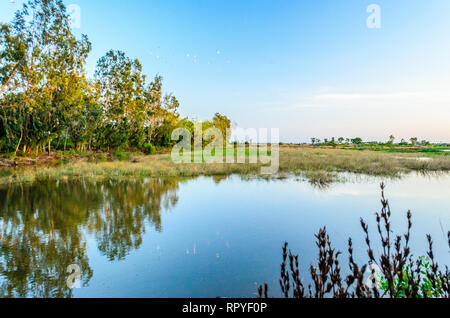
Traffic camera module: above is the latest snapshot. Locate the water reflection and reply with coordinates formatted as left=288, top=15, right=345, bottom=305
left=0, top=178, right=181, bottom=298
left=0, top=173, right=448, bottom=298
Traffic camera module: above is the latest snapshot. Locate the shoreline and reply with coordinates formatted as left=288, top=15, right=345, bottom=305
left=1, top=146, right=450, bottom=186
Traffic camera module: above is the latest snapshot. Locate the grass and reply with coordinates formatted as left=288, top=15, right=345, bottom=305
left=1, top=145, right=450, bottom=185
left=341, top=144, right=450, bottom=156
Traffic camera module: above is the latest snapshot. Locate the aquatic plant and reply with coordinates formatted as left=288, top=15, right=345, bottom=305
left=258, top=183, right=450, bottom=298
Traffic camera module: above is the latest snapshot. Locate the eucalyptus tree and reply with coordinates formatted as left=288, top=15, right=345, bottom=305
left=0, top=0, right=91, bottom=154
left=94, top=50, right=149, bottom=149
left=143, top=75, right=181, bottom=147
left=351, top=137, right=363, bottom=145
left=388, top=135, right=395, bottom=145
left=150, top=93, right=181, bottom=147
left=213, top=113, right=231, bottom=146
left=0, top=0, right=210, bottom=154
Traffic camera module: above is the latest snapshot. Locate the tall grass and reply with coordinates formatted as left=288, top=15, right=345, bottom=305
left=1, top=146, right=450, bottom=185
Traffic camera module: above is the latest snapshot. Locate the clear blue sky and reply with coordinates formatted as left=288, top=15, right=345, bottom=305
left=2, top=0, right=450, bottom=142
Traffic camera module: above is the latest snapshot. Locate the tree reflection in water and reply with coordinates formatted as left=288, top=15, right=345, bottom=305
left=0, top=177, right=181, bottom=298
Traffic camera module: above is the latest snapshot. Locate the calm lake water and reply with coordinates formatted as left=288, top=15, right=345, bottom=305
left=0, top=173, right=449, bottom=298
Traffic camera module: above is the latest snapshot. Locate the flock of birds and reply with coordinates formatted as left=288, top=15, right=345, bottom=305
left=150, top=47, right=231, bottom=66
left=6, top=1, right=232, bottom=66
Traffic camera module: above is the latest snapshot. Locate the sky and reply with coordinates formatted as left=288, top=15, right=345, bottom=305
left=1, top=0, right=450, bottom=143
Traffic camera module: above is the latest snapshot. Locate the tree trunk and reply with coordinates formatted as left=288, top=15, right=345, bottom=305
left=14, top=130, right=23, bottom=156
left=64, top=130, right=68, bottom=152
left=0, top=65, right=19, bottom=96
left=105, top=96, right=110, bottom=112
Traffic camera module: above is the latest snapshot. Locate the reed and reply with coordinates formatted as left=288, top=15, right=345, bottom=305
left=1, top=146, right=450, bottom=185
left=257, top=183, right=449, bottom=298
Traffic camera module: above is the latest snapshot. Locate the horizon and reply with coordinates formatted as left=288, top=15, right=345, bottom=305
left=1, top=0, right=449, bottom=143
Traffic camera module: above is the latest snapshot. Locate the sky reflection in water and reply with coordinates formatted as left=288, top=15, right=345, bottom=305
left=0, top=173, right=449, bottom=298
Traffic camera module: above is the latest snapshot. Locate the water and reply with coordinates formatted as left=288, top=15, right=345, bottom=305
left=0, top=173, right=449, bottom=298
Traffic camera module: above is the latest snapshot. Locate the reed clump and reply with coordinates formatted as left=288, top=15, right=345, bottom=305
left=1, top=146, right=450, bottom=185
left=258, top=183, right=450, bottom=298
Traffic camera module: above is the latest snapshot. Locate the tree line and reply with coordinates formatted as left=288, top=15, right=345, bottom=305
left=0, top=0, right=230, bottom=156
left=310, top=136, right=432, bottom=147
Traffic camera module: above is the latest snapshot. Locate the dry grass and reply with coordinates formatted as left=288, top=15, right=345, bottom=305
left=1, top=146, right=449, bottom=185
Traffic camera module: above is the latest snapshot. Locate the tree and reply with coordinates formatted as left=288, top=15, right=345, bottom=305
left=144, top=76, right=181, bottom=147
left=213, top=113, right=231, bottom=145
left=338, top=137, right=345, bottom=144
left=0, top=0, right=224, bottom=155
left=388, top=135, right=395, bottom=145
left=351, top=137, right=363, bottom=145
left=94, top=50, right=148, bottom=148
left=0, top=0, right=91, bottom=154
left=410, top=137, right=418, bottom=146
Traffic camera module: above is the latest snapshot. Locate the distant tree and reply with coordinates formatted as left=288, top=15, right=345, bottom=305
left=410, top=137, right=418, bottom=146
left=388, top=135, right=395, bottom=145
left=338, top=137, right=345, bottom=144
left=351, top=137, right=363, bottom=145
left=311, top=137, right=316, bottom=145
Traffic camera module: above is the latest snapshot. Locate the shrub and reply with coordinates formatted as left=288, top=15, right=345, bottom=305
left=97, top=153, right=108, bottom=162
left=114, top=150, right=130, bottom=161
left=142, top=143, right=156, bottom=155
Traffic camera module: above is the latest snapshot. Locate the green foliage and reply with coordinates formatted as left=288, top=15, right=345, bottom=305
left=142, top=143, right=156, bottom=155
left=113, top=150, right=130, bottom=161
left=1, top=0, right=228, bottom=156
left=1, top=0, right=92, bottom=154
left=379, top=256, right=445, bottom=298
left=213, top=113, right=231, bottom=145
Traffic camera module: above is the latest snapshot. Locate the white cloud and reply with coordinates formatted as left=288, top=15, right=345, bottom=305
left=267, top=90, right=450, bottom=111
left=311, top=92, right=420, bottom=102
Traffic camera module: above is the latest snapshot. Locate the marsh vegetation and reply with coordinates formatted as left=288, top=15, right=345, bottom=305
left=1, top=145, right=450, bottom=186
